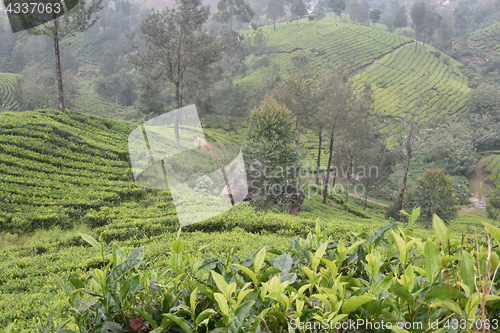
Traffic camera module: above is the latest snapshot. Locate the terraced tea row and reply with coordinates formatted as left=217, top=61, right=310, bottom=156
left=0, top=73, right=19, bottom=111
left=237, top=20, right=411, bottom=88
left=469, top=22, right=500, bottom=56
left=356, top=43, right=469, bottom=146
left=0, top=110, right=146, bottom=232
left=484, top=154, right=500, bottom=187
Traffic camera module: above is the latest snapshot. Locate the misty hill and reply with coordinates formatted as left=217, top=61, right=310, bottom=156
left=240, top=18, right=470, bottom=146
left=469, top=21, right=500, bottom=57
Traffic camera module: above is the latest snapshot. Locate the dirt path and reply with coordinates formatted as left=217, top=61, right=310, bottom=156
left=349, top=192, right=389, bottom=207
left=471, top=155, right=495, bottom=198
left=461, top=155, right=495, bottom=213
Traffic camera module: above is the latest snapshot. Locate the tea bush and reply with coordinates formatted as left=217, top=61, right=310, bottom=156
left=38, top=210, right=500, bottom=333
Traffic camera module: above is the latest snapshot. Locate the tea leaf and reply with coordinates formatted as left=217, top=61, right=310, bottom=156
left=424, top=239, right=440, bottom=284
left=341, top=294, right=375, bottom=314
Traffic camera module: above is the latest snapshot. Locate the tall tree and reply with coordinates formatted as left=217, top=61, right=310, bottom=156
left=213, top=81, right=250, bottom=135
left=392, top=5, right=408, bottom=32
left=330, top=0, right=346, bottom=21
left=290, top=0, right=307, bottom=26
left=128, top=0, right=221, bottom=144
left=28, top=0, right=103, bottom=111
left=317, top=68, right=354, bottom=204
left=336, top=82, right=374, bottom=202
left=357, top=0, right=369, bottom=24
left=394, top=72, right=444, bottom=219
left=436, top=16, right=453, bottom=51
left=369, top=9, right=382, bottom=26
left=423, top=8, right=442, bottom=44
left=410, top=1, right=426, bottom=50
left=313, top=0, right=326, bottom=21
left=274, top=70, right=315, bottom=143
left=135, top=68, right=170, bottom=121
left=347, top=0, right=360, bottom=24
left=214, top=0, right=256, bottom=31
left=220, top=29, right=245, bottom=81
left=267, top=0, right=285, bottom=30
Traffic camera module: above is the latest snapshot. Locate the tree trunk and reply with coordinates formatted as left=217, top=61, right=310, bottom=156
left=295, top=116, right=300, bottom=145
left=146, top=84, right=150, bottom=121
left=323, top=130, right=335, bottom=204
left=397, top=136, right=412, bottom=218
left=175, top=82, right=181, bottom=145
left=53, top=18, right=65, bottom=112
left=345, top=158, right=352, bottom=202
left=273, top=18, right=276, bottom=30
left=315, top=130, right=322, bottom=185
left=179, top=92, right=183, bottom=126
left=363, top=190, right=368, bottom=210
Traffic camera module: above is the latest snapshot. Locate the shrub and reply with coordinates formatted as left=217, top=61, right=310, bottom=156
left=404, top=168, right=459, bottom=226
left=243, top=96, right=301, bottom=211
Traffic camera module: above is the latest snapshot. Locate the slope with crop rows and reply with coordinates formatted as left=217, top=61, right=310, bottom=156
left=484, top=154, right=500, bottom=187
left=0, top=73, right=19, bottom=111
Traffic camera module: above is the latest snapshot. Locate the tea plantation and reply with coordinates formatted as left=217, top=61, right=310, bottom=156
left=0, top=110, right=146, bottom=233
left=238, top=17, right=469, bottom=149
left=469, top=22, right=500, bottom=56
left=356, top=43, right=469, bottom=145
left=237, top=18, right=411, bottom=89
left=0, top=73, right=19, bottom=111
left=0, top=110, right=382, bottom=330
left=0, top=110, right=496, bottom=332
left=485, top=154, right=500, bottom=187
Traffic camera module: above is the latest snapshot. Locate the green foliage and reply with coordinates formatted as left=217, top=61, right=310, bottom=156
left=404, top=168, right=460, bottom=225
left=40, top=216, right=500, bottom=333
left=15, top=62, right=57, bottom=111
left=466, top=83, right=500, bottom=121
left=418, top=124, right=477, bottom=177
left=266, top=0, right=285, bottom=29
left=213, top=81, right=250, bottom=135
left=330, top=0, right=346, bottom=18
left=243, top=96, right=301, bottom=210
left=94, top=70, right=136, bottom=106
left=487, top=188, right=500, bottom=221
left=369, top=9, right=382, bottom=26
left=484, top=154, right=500, bottom=187
left=290, top=0, right=307, bottom=25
